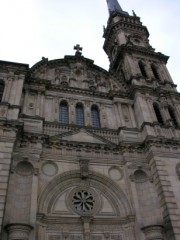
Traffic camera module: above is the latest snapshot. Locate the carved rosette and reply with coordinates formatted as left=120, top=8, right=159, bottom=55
left=141, top=225, right=164, bottom=240
left=5, top=223, right=33, bottom=240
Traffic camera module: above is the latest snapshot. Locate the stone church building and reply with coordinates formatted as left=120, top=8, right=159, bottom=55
left=1, top=0, right=180, bottom=239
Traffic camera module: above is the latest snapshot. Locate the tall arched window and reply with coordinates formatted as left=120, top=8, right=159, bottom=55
left=76, top=103, right=84, bottom=126
left=91, top=105, right=100, bottom=128
left=151, top=64, right=160, bottom=80
left=153, top=103, right=164, bottom=125
left=168, top=106, right=178, bottom=127
left=0, top=80, right=5, bottom=102
left=59, top=101, right=69, bottom=124
left=139, top=61, right=148, bottom=78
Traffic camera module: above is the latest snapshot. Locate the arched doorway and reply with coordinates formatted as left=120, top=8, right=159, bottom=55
left=37, top=171, right=135, bottom=240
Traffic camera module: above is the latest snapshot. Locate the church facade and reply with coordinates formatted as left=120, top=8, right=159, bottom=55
left=0, top=0, right=180, bottom=239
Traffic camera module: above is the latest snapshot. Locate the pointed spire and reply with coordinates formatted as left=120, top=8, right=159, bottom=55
left=106, top=0, right=129, bottom=15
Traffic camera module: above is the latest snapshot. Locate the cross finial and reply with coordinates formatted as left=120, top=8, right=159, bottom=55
left=74, top=44, right=83, bottom=56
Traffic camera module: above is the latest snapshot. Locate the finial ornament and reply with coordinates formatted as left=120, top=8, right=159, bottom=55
left=74, top=44, right=83, bottom=56
left=106, top=0, right=129, bottom=15
left=132, top=10, right=137, bottom=17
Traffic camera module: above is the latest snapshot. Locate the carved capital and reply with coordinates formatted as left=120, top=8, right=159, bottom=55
left=5, top=223, right=33, bottom=240
left=141, top=225, right=164, bottom=240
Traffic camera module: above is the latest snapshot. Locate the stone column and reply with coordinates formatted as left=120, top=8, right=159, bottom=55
left=81, top=217, right=92, bottom=240
left=5, top=223, right=33, bottom=240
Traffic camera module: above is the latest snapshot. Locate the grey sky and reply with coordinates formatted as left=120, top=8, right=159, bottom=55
left=0, top=0, right=180, bottom=89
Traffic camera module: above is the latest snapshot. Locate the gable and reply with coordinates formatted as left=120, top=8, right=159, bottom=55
left=29, top=56, right=127, bottom=93
left=50, top=128, right=116, bottom=146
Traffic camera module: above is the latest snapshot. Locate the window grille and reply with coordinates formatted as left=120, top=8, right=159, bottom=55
left=153, top=103, right=164, bottom=125
left=0, top=80, right=4, bottom=102
left=76, top=104, right=84, bottom=126
left=59, top=101, right=69, bottom=124
left=91, top=106, right=100, bottom=128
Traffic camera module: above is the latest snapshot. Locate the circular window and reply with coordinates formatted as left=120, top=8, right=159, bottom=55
left=72, top=190, right=95, bottom=213
left=68, top=187, right=101, bottom=216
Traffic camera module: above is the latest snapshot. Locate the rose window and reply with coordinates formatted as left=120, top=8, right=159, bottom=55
left=72, top=190, right=95, bottom=213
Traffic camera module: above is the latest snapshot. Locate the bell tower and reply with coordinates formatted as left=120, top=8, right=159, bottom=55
left=103, top=0, right=175, bottom=91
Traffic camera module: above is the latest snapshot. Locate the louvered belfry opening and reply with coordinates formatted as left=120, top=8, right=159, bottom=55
left=139, top=61, right=148, bottom=78
left=168, top=106, right=178, bottom=127
left=151, top=64, right=160, bottom=80
left=153, top=103, right=164, bottom=125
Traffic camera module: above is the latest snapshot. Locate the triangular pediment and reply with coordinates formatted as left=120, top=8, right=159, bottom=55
left=50, top=128, right=115, bottom=146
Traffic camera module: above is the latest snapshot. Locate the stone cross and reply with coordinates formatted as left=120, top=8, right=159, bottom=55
left=74, top=44, right=83, bottom=56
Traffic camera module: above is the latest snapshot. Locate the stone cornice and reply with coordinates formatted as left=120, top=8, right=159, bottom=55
left=0, top=60, right=29, bottom=74
left=103, top=14, right=149, bottom=42
left=110, top=45, right=169, bottom=71
left=19, top=128, right=180, bottom=155
left=37, top=214, right=135, bottom=225
left=129, top=85, right=180, bottom=100
left=25, top=77, right=129, bottom=99
left=29, top=55, right=109, bottom=77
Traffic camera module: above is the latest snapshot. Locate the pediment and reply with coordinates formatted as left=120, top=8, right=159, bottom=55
left=29, top=56, right=128, bottom=93
left=50, top=128, right=116, bottom=146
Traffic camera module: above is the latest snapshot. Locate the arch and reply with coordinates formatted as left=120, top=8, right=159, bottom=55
left=5, top=161, right=34, bottom=224
left=76, top=103, right=84, bottom=126
left=134, top=170, right=148, bottom=182
left=153, top=103, right=164, bottom=125
left=151, top=64, right=160, bottom=80
left=0, top=79, right=5, bottom=102
left=59, top=101, right=69, bottom=124
left=91, top=105, right=101, bottom=128
left=138, top=61, right=148, bottom=78
left=15, top=161, right=34, bottom=176
left=38, top=170, right=133, bottom=217
left=168, top=105, right=178, bottom=127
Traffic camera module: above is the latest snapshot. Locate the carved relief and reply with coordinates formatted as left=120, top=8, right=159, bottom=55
left=79, top=159, right=89, bottom=179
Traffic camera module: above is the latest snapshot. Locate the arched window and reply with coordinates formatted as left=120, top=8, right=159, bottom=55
left=153, top=103, right=164, bottom=125
left=0, top=80, right=5, bottom=102
left=139, top=61, right=148, bottom=78
left=91, top=105, right=100, bottom=128
left=168, top=106, right=178, bottom=127
left=76, top=103, right=84, bottom=126
left=151, top=64, right=160, bottom=80
left=59, top=101, right=69, bottom=124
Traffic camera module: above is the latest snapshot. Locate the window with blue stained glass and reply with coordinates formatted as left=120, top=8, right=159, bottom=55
left=76, top=103, right=84, bottom=126
left=59, top=101, right=69, bottom=124
left=91, top=105, right=100, bottom=128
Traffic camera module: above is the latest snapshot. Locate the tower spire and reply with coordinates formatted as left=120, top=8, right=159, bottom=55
left=106, top=0, right=129, bottom=15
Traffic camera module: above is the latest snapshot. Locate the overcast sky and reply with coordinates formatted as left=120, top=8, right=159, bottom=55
left=0, top=0, right=180, bottom=90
